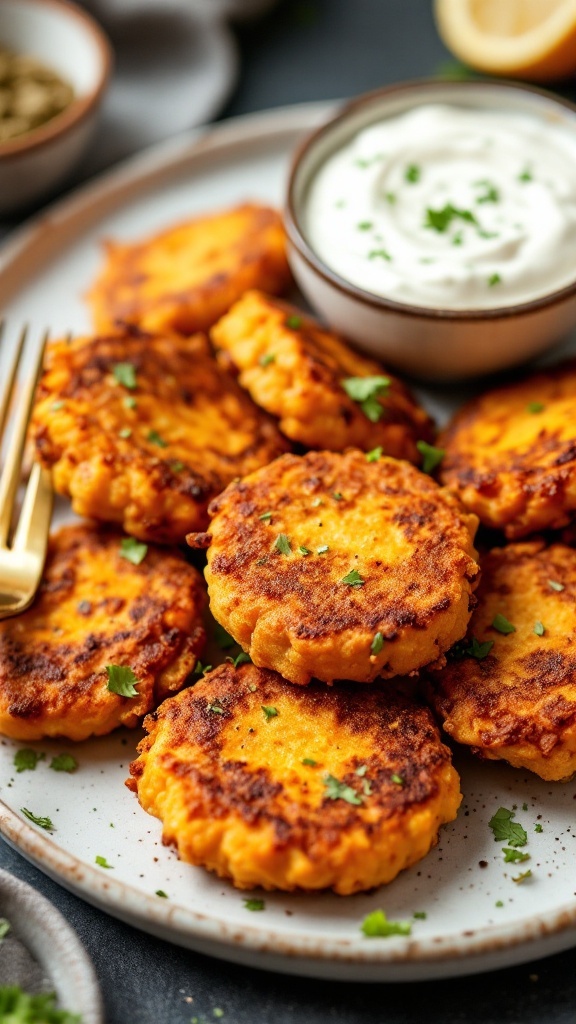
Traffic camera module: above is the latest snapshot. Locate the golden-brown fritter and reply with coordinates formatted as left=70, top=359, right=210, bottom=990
left=426, top=540, right=576, bottom=781
left=189, top=450, right=480, bottom=685
left=128, top=662, right=461, bottom=894
left=31, top=329, right=289, bottom=544
left=88, top=204, right=291, bottom=335
left=212, top=290, right=434, bottom=461
left=440, top=360, right=576, bottom=538
left=0, top=524, right=206, bottom=742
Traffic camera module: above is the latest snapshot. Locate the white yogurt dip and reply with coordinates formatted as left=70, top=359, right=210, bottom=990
left=305, top=104, right=576, bottom=309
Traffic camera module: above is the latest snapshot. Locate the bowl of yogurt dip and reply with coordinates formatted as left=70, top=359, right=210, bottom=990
left=286, top=79, right=576, bottom=380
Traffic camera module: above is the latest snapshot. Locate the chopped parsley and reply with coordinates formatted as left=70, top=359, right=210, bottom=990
left=357, top=220, right=373, bottom=231
left=317, top=544, right=329, bottom=555
left=169, top=460, right=184, bottom=473
left=208, top=703, right=224, bottom=715
left=95, top=855, right=113, bottom=869
left=244, top=898, right=265, bottom=911
left=118, top=427, right=132, bottom=439
left=51, top=400, right=64, bottom=412
left=228, top=651, right=251, bottom=669
left=488, top=272, right=502, bottom=287
left=324, top=773, right=362, bottom=806
left=311, top=497, right=324, bottom=507
left=488, top=807, right=528, bottom=848
left=0, top=989, right=81, bottom=1023
left=259, top=511, right=272, bottom=522
left=14, top=749, right=44, bottom=773
left=298, top=545, right=311, bottom=556
left=368, top=248, right=392, bottom=262
left=413, top=911, right=427, bottom=920
left=113, top=362, right=137, bottom=390
left=105, top=664, right=139, bottom=698
left=391, top=774, right=404, bottom=786
left=332, top=492, right=343, bottom=501
left=285, top=315, right=302, bottom=330
left=503, top=848, right=530, bottom=864
left=366, top=446, right=383, bottom=463
left=361, top=910, right=411, bottom=938
left=512, top=869, right=532, bottom=884
left=492, top=613, right=516, bottom=635
left=261, top=705, right=278, bottom=721
left=195, top=660, right=213, bottom=676
left=527, top=401, right=545, bottom=414
left=405, top=164, right=421, bottom=184
left=495, top=900, right=504, bottom=908
left=124, top=395, right=137, bottom=410
left=534, top=621, right=545, bottom=637
left=341, top=569, right=365, bottom=587
left=385, top=192, right=396, bottom=204
left=50, top=754, right=77, bottom=774
left=120, top=537, right=148, bottom=565
left=416, top=440, right=444, bottom=474
left=548, top=579, right=564, bottom=592
left=21, top=808, right=54, bottom=831
left=274, top=533, right=291, bottom=556
left=0, top=919, right=10, bottom=940
left=342, top=376, right=390, bottom=423
left=259, top=353, right=275, bottom=367
left=155, top=890, right=168, bottom=898
left=370, top=631, right=384, bottom=655
left=424, top=203, right=478, bottom=233
left=452, top=230, right=463, bottom=246
left=214, top=623, right=235, bottom=649
left=519, top=167, right=533, bottom=183
left=302, top=758, right=317, bottom=767
left=534, top=823, right=543, bottom=833
left=356, top=764, right=368, bottom=776
left=459, top=636, right=494, bottom=660
left=475, top=179, right=500, bottom=204
left=147, top=429, right=168, bottom=448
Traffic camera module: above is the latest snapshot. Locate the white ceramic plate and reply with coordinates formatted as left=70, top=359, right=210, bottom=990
left=0, top=105, right=575, bottom=982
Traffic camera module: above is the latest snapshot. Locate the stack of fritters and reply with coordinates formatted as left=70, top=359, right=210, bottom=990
left=19, top=197, right=576, bottom=898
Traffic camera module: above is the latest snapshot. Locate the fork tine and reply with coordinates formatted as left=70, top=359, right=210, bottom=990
left=12, top=463, right=53, bottom=556
left=0, top=321, right=24, bottom=441
left=0, top=327, right=49, bottom=548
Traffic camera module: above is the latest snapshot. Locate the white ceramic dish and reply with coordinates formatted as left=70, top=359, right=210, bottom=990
left=0, top=0, right=112, bottom=213
left=286, top=80, right=576, bottom=381
left=0, top=104, right=576, bottom=982
left=0, top=867, right=103, bottom=1022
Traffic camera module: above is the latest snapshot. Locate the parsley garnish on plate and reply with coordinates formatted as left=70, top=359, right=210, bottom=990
left=155, top=890, right=168, bottom=898
left=21, top=808, right=54, bottom=831
left=527, top=401, right=544, bottom=413
left=95, top=855, right=113, bottom=869
left=492, top=613, right=516, bottom=635
left=512, top=869, right=532, bottom=884
left=357, top=220, right=373, bottom=231
left=120, top=537, right=148, bottom=565
left=261, top=705, right=278, bottom=721
left=124, top=395, right=137, bottom=410
left=475, top=179, right=500, bottom=204
left=317, top=544, right=329, bottom=554
left=285, top=315, right=302, bottom=330
left=535, top=823, right=543, bottom=833
left=488, top=807, right=528, bottom=848
left=244, top=898, right=265, bottom=911
left=105, top=665, right=139, bottom=698
left=405, top=163, right=421, bottom=184
left=503, top=848, right=530, bottom=864
left=323, top=773, right=362, bottom=806
left=370, top=631, right=384, bottom=655
left=14, top=749, right=44, bottom=773
left=519, top=167, right=533, bottom=183
left=342, top=376, right=390, bottom=423
left=208, top=703, right=224, bottom=715
left=118, top=427, right=132, bottom=439
left=259, top=511, right=272, bottom=522
left=451, top=635, right=494, bottom=660
left=341, top=569, right=365, bottom=587
left=0, top=989, right=81, bottom=1023
left=195, top=660, right=213, bottom=677
left=298, top=545, right=311, bottom=556
left=0, top=919, right=10, bottom=940
left=361, top=909, right=411, bottom=938
left=169, top=460, right=184, bottom=473
left=424, top=203, right=478, bottom=233
left=368, top=248, right=392, bottom=262
left=416, top=440, right=444, bottom=474
left=227, top=652, right=251, bottom=669
left=391, top=774, right=404, bottom=786
left=548, top=579, right=564, bottom=592
left=259, top=353, right=275, bottom=367
left=302, top=758, right=317, bottom=767
left=50, top=754, right=77, bottom=773
left=413, top=911, right=427, bottom=920
left=488, top=272, right=502, bottom=287
left=113, top=362, right=137, bottom=390
left=274, top=533, right=291, bottom=555
left=534, top=621, right=545, bottom=636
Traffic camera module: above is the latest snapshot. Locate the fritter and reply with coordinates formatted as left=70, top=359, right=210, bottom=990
left=0, top=524, right=206, bottom=742
left=189, top=450, right=480, bottom=685
left=426, top=539, right=576, bottom=781
left=32, top=329, right=289, bottom=544
left=440, top=360, right=576, bottom=538
left=88, top=204, right=291, bottom=335
left=212, top=290, right=434, bottom=461
left=128, top=662, right=461, bottom=894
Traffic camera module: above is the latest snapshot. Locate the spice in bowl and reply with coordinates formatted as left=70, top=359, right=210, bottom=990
left=0, top=46, right=74, bottom=143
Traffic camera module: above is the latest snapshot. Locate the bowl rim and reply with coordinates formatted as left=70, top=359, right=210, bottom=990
left=285, top=77, right=576, bottom=322
left=0, top=0, right=112, bottom=161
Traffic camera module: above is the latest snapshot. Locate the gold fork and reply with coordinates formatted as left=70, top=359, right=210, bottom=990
left=0, top=324, right=53, bottom=619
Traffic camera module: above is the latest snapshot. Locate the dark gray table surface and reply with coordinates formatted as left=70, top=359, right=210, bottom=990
left=2, top=1, right=576, bottom=1021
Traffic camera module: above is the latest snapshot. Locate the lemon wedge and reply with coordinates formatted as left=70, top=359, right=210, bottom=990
left=434, top=0, right=576, bottom=80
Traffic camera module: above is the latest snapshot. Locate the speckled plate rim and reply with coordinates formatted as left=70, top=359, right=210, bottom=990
left=0, top=104, right=576, bottom=981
